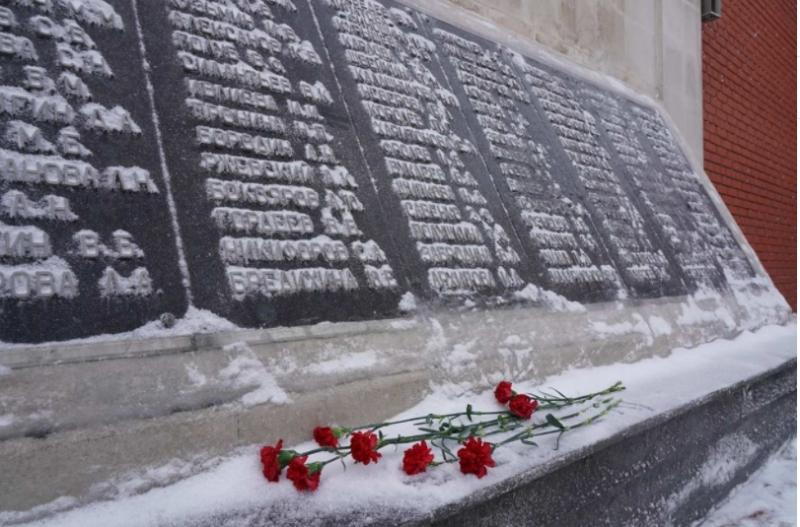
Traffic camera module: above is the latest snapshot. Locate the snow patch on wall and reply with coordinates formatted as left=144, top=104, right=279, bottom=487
left=0, top=413, right=15, bottom=427
left=303, top=350, right=379, bottom=376
left=90, top=455, right=228, bottom=504
left=0, top=497, right=79, bottom=527
left=184, top=364, right=208, bottom=388
left=424, top=319, right=448, bottom=354
left=219, top=342, right=288, bottom=407
left=648, top=316, right=673, bottom=337
left=590, top=314, right=653, bottom=345
left=676, top=289, right=736, bottom=330
left=0, top=307, right=238, bottom=350
left=398, top=292, right=417, bottom=312
left=513, top=283, right=586, bottom=312
left=726, top=272, right=791, bottom=330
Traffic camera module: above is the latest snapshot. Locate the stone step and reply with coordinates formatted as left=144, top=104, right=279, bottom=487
left=427, top=361, right=796, bottom=527
left=177, top=358, right=795, bottom=527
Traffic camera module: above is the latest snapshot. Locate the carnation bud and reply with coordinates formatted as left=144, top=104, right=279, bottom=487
left=278, top=450, right=298, bottom=468
left=307, top=462, right=324, bottom=475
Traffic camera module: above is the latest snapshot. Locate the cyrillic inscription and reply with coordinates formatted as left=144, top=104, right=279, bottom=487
left=319, top=0, right=526, bottom=295
left=520, top=62, right=674, bottom=293
left=150, top=0, right=399, bottom=326
left=433, top=28, right=620, bottom=298
left=0, top=0, right=187, bottom=342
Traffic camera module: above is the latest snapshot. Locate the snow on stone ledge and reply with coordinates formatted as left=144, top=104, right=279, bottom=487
left=8, top=322, right=796, bottom=527
left=0, top=307, right=239, bottom=351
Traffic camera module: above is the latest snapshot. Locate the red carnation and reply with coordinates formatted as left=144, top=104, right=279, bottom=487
left=509, top=394, right=538, bottom=420
left=350, top=431, right=382, bottom=465
left=313, top=426, right=339, bottom=448
left=402, top=441, right=435, bottom=475
left=286, top=456, right=322, bottom=491
left=260, top=439, right=285, bottom=482
left=494, top=381, right=514, bottom=404
left=457, top=436, right=495, bottom=478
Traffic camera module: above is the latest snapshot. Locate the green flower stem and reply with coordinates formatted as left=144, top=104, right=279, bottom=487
left=355, top=411, right=510, bottom=433
left=300, top=398, right=619, bottom=458
left=342, top=382, right=624, bottom=434
left=296, top=446, right=349, bottom=457
left=495, top=398, right=623, bottom=449
left=526, top=381, right=625, bottom=408
left=294, top=384, right=625, bottom=461
left=306, top=399, right=622, bottom=470
left=366, top=397, right=620, bottom=465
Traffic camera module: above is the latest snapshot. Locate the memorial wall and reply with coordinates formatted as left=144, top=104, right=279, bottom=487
left=0, top=0, right=769, bottom=343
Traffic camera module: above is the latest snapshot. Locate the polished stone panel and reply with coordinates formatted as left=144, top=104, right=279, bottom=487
left=0, top=1, right=188, bottom=342
left=0, top=0, right=762, bottom=342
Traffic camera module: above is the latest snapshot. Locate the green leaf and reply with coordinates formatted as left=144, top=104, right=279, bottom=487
left=546, top=414, right=566, bottom=430
left=466, top=404, right=473, bottom=422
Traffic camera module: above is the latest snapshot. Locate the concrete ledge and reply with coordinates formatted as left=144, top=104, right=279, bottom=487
left=0, top=294, right=788, bottom=515
left=180, top=358, right=795, bottom=527
left=1, top=323, right=793, bottom=525
left=0, top=370, right=429, bottom=513
left=427, top=360, right=796, bottom=526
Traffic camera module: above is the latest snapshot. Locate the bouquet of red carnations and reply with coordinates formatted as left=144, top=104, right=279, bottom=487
left=260, top=380, right=624, bottom=491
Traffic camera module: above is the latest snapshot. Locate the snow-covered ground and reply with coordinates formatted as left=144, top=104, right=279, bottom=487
left=699, top=438, right=796, bottom=527
left=4, top=323, right=796, bottom=527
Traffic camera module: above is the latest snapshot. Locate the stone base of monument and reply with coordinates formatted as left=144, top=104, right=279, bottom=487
left=0, top=315, right=793, bottom=525
left=0, top=292, right=776, bottom=512
left=179, top=330, right=795, bottom=527
left=426, top=361, right=796, bottom=527
left=0, top=298, right=724, bottom=510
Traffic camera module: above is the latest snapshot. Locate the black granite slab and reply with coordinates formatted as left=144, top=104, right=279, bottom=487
left=309, top=0, right=535, bottom=304
left=138, top=0, right=407, bottom=328
left=0, top=0, right=188, bottom=342
left=0, top=0, right=757, bottom=342
left=422, top=18, right=626, bottom=301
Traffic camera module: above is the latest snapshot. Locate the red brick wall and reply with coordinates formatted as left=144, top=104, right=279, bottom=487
left=702, top=0, right=796, bottom=310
